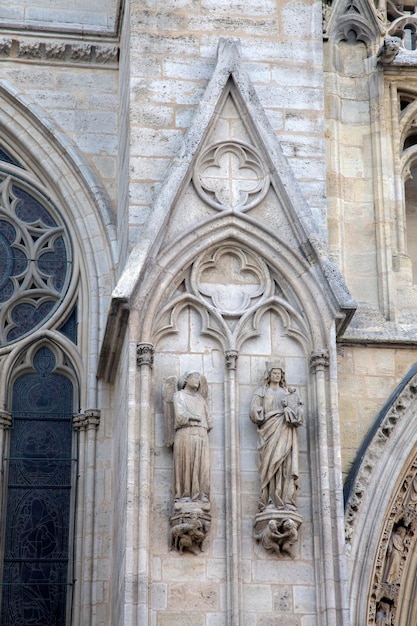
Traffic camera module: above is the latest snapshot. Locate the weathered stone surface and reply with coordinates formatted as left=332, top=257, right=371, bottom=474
left=5, top=0, right=417, bottom=625
left=168, top=582, right=220, bottom=610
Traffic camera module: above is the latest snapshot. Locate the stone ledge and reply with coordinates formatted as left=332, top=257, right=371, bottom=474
left=0, top=36, right=119, bottom=67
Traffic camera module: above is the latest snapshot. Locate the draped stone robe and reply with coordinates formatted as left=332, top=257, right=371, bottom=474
left=250, top=385, right=300, bottom=510
left=172, top=389, right=212, bottom=502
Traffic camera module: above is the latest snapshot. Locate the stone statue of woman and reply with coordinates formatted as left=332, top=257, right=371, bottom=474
left=172, top=371, right=212, bottom=503
left=163, top=371, right=212, bottom=554
left=250, top=361, right=303, bottom=511
left=382, top=526, right=406, bottom=584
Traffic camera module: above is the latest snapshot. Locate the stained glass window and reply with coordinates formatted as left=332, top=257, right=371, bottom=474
left=1, top=346, right=75, bottom=626
left=58, top=307, right=78, bottom=344
left=0, top=173, right=72, bottom=346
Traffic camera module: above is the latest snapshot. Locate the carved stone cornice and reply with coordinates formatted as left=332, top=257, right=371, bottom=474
left=310, top=349, right=329, bottom=372
left=73, top=409, right=100, bottom=431
left=225, top=350, right=238, bottom=370
left=136, top=342, right=154, bottom=368
left=0, top=410, right=12, bottom=429
left=0, top=36, right=119, bottom=67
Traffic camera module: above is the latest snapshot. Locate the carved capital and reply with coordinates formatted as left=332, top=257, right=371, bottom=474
left=0, top=411, right=12, bottom=429
left=310, top=349, right=329, bottom=372
left=73, top=409, right=100, bottom=431
left=225, top=350, right=238, bottom=370
left=137, top=342, right=154, bottom=368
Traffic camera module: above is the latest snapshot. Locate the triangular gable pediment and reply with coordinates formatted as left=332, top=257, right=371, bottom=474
left=98, top=37, right=355, bottom=381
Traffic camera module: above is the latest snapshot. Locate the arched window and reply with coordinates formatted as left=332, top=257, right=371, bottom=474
left=0, top=96, right=108, bottom=623
left=0, top=345, right=77, bottom=625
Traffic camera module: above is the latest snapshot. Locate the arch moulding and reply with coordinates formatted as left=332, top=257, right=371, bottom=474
left=345, top=365, right=417, bottom=625
left=0, top=79, right=116, bottom=401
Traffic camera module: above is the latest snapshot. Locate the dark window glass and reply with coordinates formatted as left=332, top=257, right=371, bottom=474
left=0, top=147, right=21, bottom=168
left=1, top=346, right=74, bottom=626
left=58, top=307, right=78, bottom=345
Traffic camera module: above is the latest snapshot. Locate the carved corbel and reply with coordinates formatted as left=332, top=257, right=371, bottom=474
left=253, top=511, right=303, bottom=558
left=225, top=349, right=238, bottom=370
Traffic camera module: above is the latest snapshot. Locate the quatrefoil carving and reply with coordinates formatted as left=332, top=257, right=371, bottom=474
left=190, top=246, right=272, bottom=316
left=193, top=141, right=269, bottom=211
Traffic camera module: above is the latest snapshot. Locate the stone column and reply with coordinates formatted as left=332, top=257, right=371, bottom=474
left=72, top=409, right=100, bottom=625
left=310, top=349, right=339, bottom=625
left=136, top=342, right=154, bottom=625
left=224, top=349, right=242, bottom=623
left=0, top=411, right=12, bottom=500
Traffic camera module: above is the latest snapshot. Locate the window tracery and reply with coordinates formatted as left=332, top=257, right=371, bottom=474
left=0, top=172, right=72, bottom=345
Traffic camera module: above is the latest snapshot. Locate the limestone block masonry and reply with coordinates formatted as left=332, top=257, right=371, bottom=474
left=4, top=0, right=417, bottom=625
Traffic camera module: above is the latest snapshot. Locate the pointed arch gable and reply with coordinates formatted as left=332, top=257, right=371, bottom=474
left=99, top=37, right=355, bottom=382
left=325, top=0, right=384, bottom=46
left=345, top=365, right=417, bottom=625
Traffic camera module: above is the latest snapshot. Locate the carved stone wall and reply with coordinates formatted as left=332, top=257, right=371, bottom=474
left=8, top=0, right=417, bottom=624
left=118, top=33, right=354, bottom=625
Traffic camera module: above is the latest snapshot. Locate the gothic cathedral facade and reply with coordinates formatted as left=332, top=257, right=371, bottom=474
left=0, top=0, right=416, bottom=624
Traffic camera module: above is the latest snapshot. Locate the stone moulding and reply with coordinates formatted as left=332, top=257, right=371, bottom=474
left=345, top=364, right=417, bottom=624
left=0, top=36, right=119, bottom=67
left=344, top=366, right=417, bottom=543
left=368, top=456, right=417, bottom=625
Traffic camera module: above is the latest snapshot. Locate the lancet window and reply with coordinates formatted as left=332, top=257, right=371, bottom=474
left=0, top=144, right=79, bottom=625
left=0, top=345, right=77, bottom=625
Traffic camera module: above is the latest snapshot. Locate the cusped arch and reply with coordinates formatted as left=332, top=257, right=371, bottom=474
left=138, top=214, right=339, bottom=352
left=1, top=332, right=83, bottom=411
left=0, top=78, right=116, bottom=388
left=99, top=37, right=355, bottom=382
left=345, top=364, right=417, bottom=625
left=325, top=0, right=384, bottom=47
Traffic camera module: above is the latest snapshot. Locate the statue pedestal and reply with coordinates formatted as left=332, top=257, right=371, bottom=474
left=170, top=500, right=211, bottom=555
left=254, top=509, right=303, bottom=558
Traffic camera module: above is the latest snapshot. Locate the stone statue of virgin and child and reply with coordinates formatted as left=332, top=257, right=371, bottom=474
left=250, top=360, right=304, bottom=556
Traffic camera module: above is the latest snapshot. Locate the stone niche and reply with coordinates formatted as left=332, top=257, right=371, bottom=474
left=125, top=39, right=354, bottom=625
left=150, top=239, right=312, bottom=622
